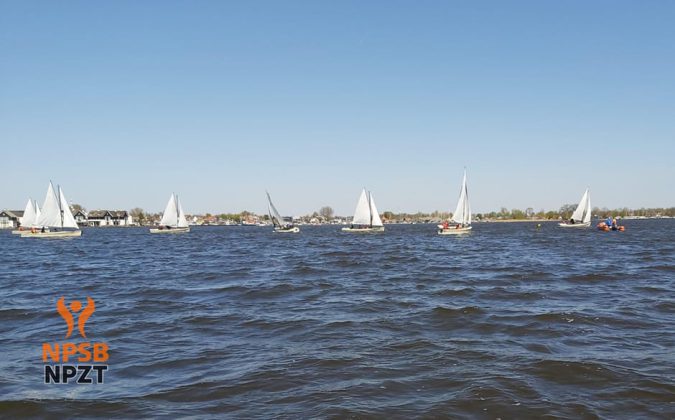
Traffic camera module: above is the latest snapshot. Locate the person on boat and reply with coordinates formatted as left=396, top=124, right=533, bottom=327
left=569, top=218, right=575, bottom=224
left=442, top=221, right=449, bottom=230
left=41, top=227, right=45, bottom=233
left=611, top=218, right=618, bottom=231
left=605, top=215, right=613, bottom=226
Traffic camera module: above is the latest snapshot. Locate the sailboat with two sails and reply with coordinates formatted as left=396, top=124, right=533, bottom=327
left=12, top=198, right=40, bottom=234
left=559, top=188, right=591, bottom=228
left=342, top=188, right=384, bottom=233
left=20, top=182, right=82, bottom=238
left=266, top=192, right=300, bottom=233
left=438, top=169, right=472, bottom=235
left=149, top=193, right=190, bottom=234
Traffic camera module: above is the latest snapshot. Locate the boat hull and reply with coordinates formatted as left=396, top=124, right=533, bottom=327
left=341, top=226, right=385, bottom=233
left=20, top=230, right=82, bottom=238
left=438, top=226, right=472, bottom=235
left=558, top=222, right=590, bottom=228
left=149, top=227, right=190, bottom=234
left=274, top=227, right=300, bottom=233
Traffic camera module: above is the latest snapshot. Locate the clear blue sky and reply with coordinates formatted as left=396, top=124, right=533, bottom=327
left=2, top=1, right=674, bottom=215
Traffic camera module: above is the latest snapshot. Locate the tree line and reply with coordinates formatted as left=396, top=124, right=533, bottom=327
left=69, top=204, right=675, bottom=225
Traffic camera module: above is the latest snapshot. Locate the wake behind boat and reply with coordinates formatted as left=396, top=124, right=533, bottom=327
left=559, top=188, right=592, bottom=228
left=150, top=193, right=190, bottom=234
left=438, top=169, right=472, bottom=235
left=267, top=192, right=299, bottom=233
left=20, top=182, right=81, bottom=238
left=342, top=188, right=384, bottom=233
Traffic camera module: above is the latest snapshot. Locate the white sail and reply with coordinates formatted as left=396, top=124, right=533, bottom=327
left=20, top=199, right=36, bottom=227
left=34, top=201, right=41, bottom=224
left=451, top=170, right=471, bottom=225
left=583, top=190, right=592, bottom=224
left=570, top=188, right=589, bottom=223
left=58, top=187, right=79, bottom=229
left=368, top=192, right=384, bottom=227
left=176, top=195, right=189, bottom=228
left=159, top=193, right=178, bottom=227
left=351, top=188, right=372, bottom=225
left=37, top=182, right=63, bottom=228
left=266, top=192, right=286, bottom=227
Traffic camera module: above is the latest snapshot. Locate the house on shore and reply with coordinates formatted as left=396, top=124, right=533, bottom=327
left=0, top=210, right=23, bottom=229
left=75, top=210, right=133, bottom=226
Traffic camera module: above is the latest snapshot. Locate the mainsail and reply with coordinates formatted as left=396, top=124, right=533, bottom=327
left=266, top=192, right=286, bottom=227
left=451, top=170, right=471, bottom=226
left=159, top=193, right=178, bottom=227
left=37, top=182, right=64, bottom=228
left=20, top=199, right=36, bottom=227
left=570, top=188, right=590, bottom=223
left=352, top=189, right=371, bottom=225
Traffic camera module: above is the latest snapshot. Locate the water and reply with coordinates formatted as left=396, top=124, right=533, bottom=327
left=1, top=220, right=673, bottom=418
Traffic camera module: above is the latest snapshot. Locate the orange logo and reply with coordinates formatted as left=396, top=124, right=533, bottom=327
left=56, top=296, right=95, bottom=338
left=43, top=296, right=109, bottom=384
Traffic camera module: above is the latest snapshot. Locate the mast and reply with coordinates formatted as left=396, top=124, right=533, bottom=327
left=175, top=193, right=179, bottom=226
left=58, top=185, right=64, bottom=228
left=368, top=191, right=373, bottom=227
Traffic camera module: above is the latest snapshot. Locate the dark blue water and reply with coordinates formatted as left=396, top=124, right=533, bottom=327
left=1, top=220, right=674, bottom=418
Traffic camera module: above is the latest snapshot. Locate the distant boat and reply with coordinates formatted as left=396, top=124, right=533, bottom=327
left=21, top=182, right=81, bottom=238
left=267, top=192, right=299, bottom=233
left=342, top=188, right=384, bottom=233
left=11, top=198, right=40, bottom=234
left=559, top=188, right=591, bottom=228
left=149, top=193, right=190, bottom=234
left=438, top=169, right=472, bottom=235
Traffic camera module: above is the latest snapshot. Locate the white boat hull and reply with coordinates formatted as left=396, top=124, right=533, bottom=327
left=438, top=225, right=472, bottom=235
left=274, top=227, right=300, bottom=233
left=20, top=230, right=82, bottom=238
left=149, top=227, right=190, bottom=234
left=341, top=226, right=385, bottom=233
left=558, top=222, right=590, bottom=228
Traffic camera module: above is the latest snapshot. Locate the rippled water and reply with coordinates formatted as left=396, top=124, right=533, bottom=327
left=1, top=220, right=674, bottom=418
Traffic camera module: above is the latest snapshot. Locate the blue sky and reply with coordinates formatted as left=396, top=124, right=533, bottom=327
left=2, top=1, right=674, bottom=215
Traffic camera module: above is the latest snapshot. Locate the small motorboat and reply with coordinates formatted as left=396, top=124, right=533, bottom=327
left=596, top=222, right=625, bottom=232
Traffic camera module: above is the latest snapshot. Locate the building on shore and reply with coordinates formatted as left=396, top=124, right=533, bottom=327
left=0, top=210, right=23, bottom=229
left=74, top=210, right=134, bottom=227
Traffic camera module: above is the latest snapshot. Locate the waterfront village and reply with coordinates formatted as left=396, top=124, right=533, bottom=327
left=1, top=204, right=673, bottom=230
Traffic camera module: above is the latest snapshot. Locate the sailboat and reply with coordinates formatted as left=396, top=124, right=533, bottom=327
left=438, top=169, right=472, bottom=235
left=149, top=193, right=190, bottom=234
left=21, top=182, right=82, bottom=238
left=559, top=188, right=591, bottom=228
left=342, top=188, right=385, bottom=233
left=267, top=192, right=300, bottom=233
left=12, top=198, right=40, bottom=234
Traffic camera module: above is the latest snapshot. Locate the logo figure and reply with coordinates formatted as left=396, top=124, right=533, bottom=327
left=56, top=296, right=95, bottom=338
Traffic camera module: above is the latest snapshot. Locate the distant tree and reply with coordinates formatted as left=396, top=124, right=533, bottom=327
left=559, top=203, right=577, bottom=220
left=319, top=206, right=334, bottom=220
left=129, top=207, right=145, bottom=224
left=382, top=211, right=395, bottom=221
left=511, top=209, right=526, bottom=219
